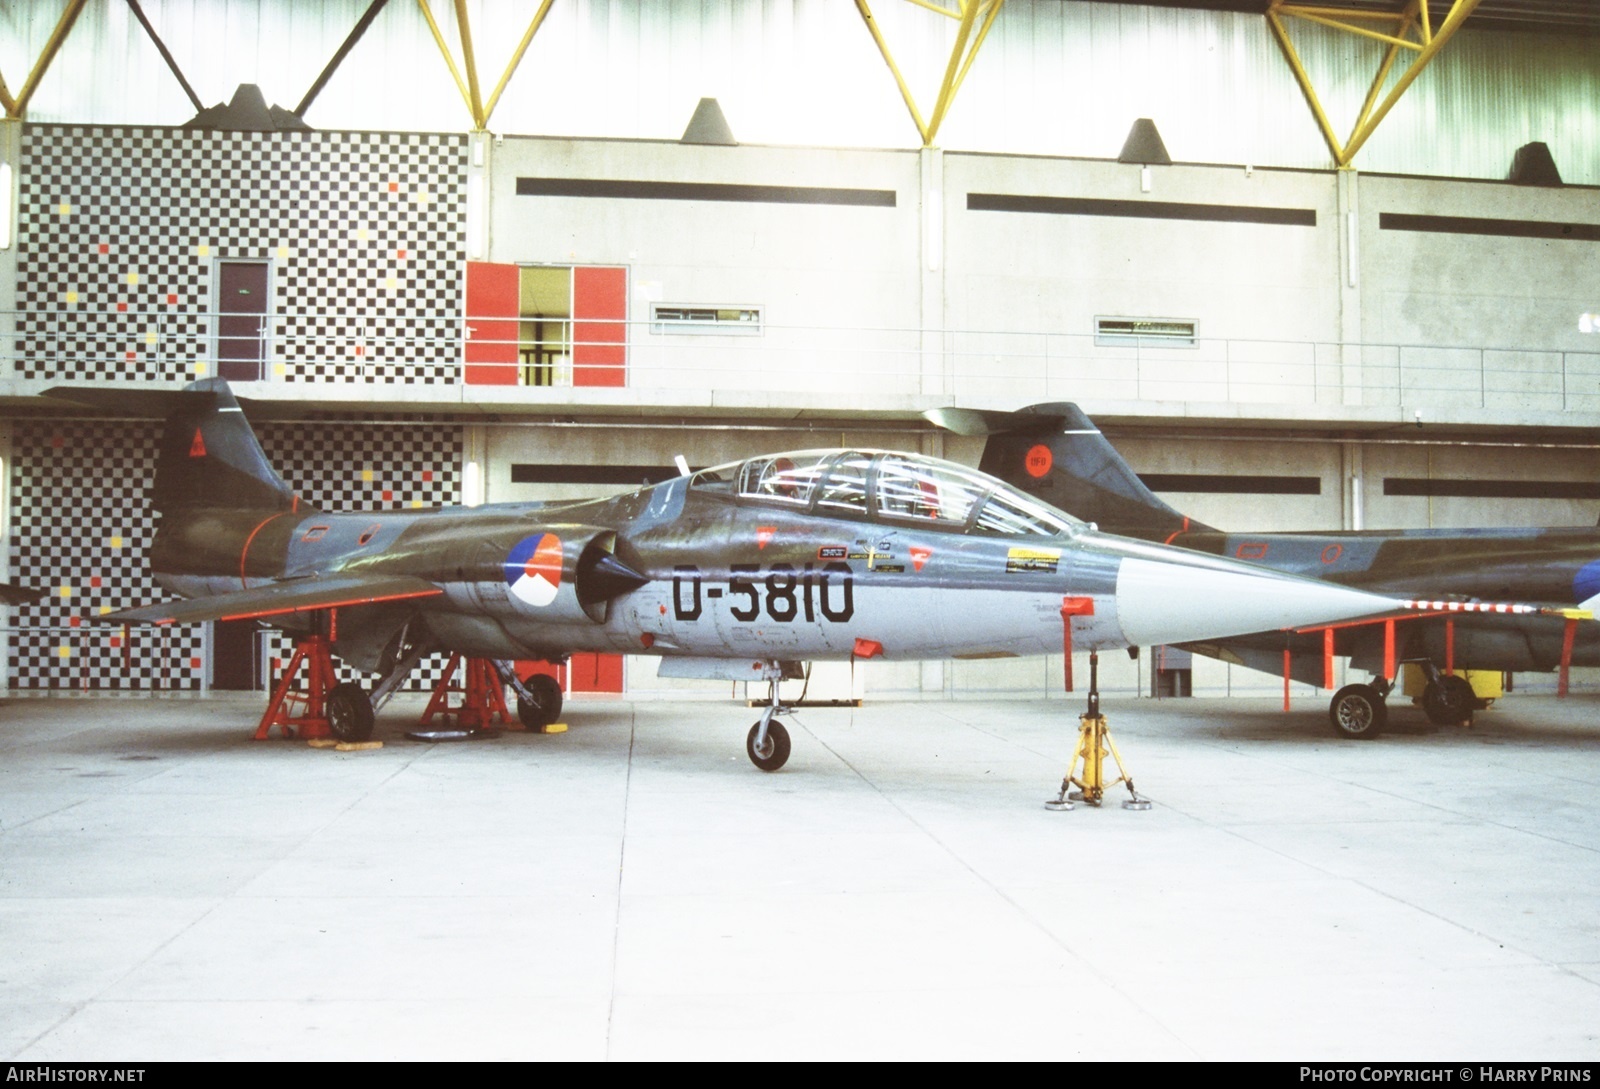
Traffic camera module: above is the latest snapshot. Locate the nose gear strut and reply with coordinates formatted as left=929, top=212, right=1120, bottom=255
left=746, top=660, right=799, bottom=772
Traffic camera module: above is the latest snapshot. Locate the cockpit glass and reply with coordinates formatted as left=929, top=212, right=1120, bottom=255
left=722, top=448, right=1084, bottom=537
left=875, top=455, right=983, bottom=525
left=735, top=452, right=832, bottom=506
left=816, top=452, right=872, bottom=512
left=972, top=490, right=1080, bottom=537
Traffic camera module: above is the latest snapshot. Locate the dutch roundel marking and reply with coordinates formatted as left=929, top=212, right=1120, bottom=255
left=505, top=532, right=563, bottom=607
left=1574, top=558, right=1600, bottom=607
left=1024, top=444, right=1053, bottom=478
left=1320, top=543, right=1343, bottom=565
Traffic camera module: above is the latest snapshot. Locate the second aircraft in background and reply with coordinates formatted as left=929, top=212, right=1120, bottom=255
left=931, top=402, right=1600, bottom=738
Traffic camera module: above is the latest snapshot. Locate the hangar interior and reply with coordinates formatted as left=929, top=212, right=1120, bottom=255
left=0, top=0, right=1596, bottom=705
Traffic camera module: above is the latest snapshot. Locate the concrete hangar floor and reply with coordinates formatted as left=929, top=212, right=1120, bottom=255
left=2, top=690, right=1598, bottom=1061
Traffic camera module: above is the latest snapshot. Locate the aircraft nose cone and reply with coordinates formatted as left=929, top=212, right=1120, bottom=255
left=1113, top=555, right=1394, bottom=647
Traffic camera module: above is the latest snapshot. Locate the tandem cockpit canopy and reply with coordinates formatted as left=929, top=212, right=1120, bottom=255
left=688, top=449, right=1087, bottom=538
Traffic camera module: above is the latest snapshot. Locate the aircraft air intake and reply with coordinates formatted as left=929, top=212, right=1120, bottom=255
left=444, top=524, right=649, bottom=626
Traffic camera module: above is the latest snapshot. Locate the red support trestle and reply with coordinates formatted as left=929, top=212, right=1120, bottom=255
left=1445, top=619, right=1455, bottom=676
left=255, top=633, right=336, bottom=740
left=1559, top=617, right=1578, bottom=698
left=1283, top=647, right=1292, bottom=712
left=1323, top=628, right=1334, bottom=690
left=1383, top=619, right=1396, bottom=679
left=419, top=653, right=512, bottom=730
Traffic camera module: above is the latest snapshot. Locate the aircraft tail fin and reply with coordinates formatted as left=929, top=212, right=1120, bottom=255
left=45, top=378, right=300, bottom=516
left=927, top=402, right=1213, bottom=540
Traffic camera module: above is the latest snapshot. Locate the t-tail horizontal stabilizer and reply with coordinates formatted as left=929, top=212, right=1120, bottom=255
left=926, top=402, right=1211, bottom=540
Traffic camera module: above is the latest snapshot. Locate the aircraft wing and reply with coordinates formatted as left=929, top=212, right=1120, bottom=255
left=107, top=574, right=444, bottom=625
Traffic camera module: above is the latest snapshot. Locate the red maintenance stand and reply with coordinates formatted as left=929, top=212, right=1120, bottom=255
left=417, top=653, right=514, bottom=731
left=256, top=632, right=337, bottom=740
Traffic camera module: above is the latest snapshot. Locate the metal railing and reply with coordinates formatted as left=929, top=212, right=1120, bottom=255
left=5, top=307, right=1597, bottom=415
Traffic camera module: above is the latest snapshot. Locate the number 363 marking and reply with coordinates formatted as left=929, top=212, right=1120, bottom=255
left=672, top=561, right=855, bottom=623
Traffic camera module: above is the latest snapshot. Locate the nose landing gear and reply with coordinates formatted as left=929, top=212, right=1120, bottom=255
left=747, top=665, right=797, bottom=772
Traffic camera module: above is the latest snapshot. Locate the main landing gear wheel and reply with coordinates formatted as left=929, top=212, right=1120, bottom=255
left=746, top=720, right=791, bottom=772
left=1329, top=683, right=1387, bottom=740
left=1422, top=675, right=1478, bottom=726
left=328, top=682, right=375, bottom=742
left=517, top=673, right=564, bottom=730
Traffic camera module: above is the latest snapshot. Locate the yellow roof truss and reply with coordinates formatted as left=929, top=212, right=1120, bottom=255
left=1267, top=0, right=1485, bottom=168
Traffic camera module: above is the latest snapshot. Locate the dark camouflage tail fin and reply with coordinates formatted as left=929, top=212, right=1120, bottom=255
left=44, top=378, right=299, bottom=515
left=927, top=402, right=1212, bottom=540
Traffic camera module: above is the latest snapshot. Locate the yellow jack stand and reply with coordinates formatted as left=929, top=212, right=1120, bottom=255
left=1048, top=712, right=1149, bottom=810
left=1046, top=646, right=1151, bottom=811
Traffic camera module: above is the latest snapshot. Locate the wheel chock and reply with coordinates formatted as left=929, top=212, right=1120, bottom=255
left=539, top=722, right=568, bottom=734
left=307, top=738, right=383, bottom=752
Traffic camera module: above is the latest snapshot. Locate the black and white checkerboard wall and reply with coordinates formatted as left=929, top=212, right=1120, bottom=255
left=8, top=419, right=464, bottom=690
left=7, top=421, right=202, bottom=689
left=17, top=127, right=466, bottom=384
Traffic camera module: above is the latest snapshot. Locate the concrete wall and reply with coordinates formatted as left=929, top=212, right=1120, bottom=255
left=1357, top=174, right=1600, bottom=416
left=479, top=135, right=1599, bottom=425
left=941, top=155, right=1344, bottom=407
left=487, top=138, right=924, bottom=396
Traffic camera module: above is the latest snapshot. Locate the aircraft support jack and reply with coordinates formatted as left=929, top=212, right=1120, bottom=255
left=418, top=653, right=513, bottom=732
left=1046, top=650, right=1150, bottom=811
left=747, top=661, right=796, bottom=772
left=256, top=632, right=338, bottom=741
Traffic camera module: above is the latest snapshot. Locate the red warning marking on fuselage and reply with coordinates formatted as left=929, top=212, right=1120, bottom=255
left=1320, top=543, right=1343, bottom=564
left=909, top=546, right=932, bottom=572
left=189, top=430, right=207, bottom=457
left=756, top=526, right=776, bottom=550
left=1024, top=444, right=1053, bottom=478
left=1236, top=541, right=1269, bottom=560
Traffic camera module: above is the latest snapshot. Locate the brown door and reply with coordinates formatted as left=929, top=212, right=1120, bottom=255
left=217, top=261, right=269, bottom=381
left=212, top=619, right=259, bottom=690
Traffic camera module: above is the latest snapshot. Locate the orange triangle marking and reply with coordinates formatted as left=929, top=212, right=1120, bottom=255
left=756, top=526, right=775, bottom=550
left=909, top=546, right=932, bottom=572
left=189, top=429, right=207, bottom=457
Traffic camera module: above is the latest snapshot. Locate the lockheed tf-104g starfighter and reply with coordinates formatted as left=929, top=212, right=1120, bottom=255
left=51, top=379, right=1404, bottom=770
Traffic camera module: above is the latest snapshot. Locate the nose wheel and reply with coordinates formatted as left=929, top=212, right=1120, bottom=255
left=746, top=668, right=797, bottom=771
left=747, top=719, right=791, bottom=771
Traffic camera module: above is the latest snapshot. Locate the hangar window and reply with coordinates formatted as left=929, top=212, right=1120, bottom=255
left=1095, top=316, right=1197, bottom=347
left=651, top=305, right=762, bottom=335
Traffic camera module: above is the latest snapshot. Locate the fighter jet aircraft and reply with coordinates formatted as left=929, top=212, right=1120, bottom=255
left=44, top=380, right=1406, bottom=769
left=930, top=402, right=1600, bottom=738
